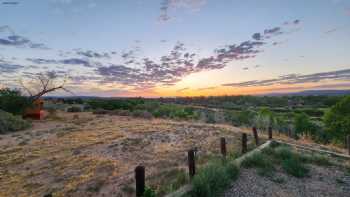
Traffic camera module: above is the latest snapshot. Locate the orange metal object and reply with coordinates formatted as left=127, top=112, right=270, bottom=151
left=24, top=99, right=44, bottom=120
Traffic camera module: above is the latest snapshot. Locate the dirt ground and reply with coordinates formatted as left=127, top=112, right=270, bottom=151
left=224, top=164, right=350, bottom=197
left=0, top=112, right=253, bottom=197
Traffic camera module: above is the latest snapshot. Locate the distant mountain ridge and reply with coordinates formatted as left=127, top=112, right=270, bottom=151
left=264, top=89, right=350, bottom=96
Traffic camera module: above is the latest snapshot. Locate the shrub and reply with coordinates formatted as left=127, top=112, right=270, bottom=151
left=324, top=96, right=350, bottom=144
left=0, top=88, right=30, bottom=115
left=191, top=160, right=239, bottom=197
left=300, top=154, right=332, bottom=166
left=143, top=186, right=156, bottom=197
left=282, top=157, right=309, bottom=178
left=66, top=106, right=83, bottom=112
left=109, top=109, right=131, bottom=116
left=241, top=152, right=274, bottom=176
left=0, top=110, right=31, bottom=133
left=132, top=110, right=153, bottom=119
left=273, top=146, right=295, bottom=161
left=92, top=109, right=109, bottom=115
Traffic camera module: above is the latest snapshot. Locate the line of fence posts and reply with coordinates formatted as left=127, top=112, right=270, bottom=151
left=133, top=129, right=276, bottom=197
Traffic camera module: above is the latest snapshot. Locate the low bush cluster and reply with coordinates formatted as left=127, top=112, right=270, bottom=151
left=90, top=101, right=199, bottom=120
left=241, top=144, right=331, bottom=178
left=191, top=160, right=239, bottom=197
left=66, top=106, right=83, bottom=112
left=0, top=110, right=31, bottom=133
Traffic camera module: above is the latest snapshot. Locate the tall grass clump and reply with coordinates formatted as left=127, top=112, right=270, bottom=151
left=191, top=160, right=239, bottom=197
left=241, top=152, right=274, bottom=176
left=282, top=157, right=309, bottom=178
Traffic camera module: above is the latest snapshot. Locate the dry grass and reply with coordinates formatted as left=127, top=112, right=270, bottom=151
left=0, top=112, right=250, bottom=197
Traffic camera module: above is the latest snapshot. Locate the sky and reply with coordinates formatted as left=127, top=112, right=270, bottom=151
left=0, top=0, right=350, bottom=97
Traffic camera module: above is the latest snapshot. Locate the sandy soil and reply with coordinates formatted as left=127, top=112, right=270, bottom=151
left=0, top=112, right=252, bottom=197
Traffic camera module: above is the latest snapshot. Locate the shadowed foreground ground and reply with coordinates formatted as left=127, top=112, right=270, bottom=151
left=224, top=165, right=350, bottom=197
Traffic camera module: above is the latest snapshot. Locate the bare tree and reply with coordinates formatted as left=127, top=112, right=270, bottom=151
left=19, top=71, right=72, bottom=103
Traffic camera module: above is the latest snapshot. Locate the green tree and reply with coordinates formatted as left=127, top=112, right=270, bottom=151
left=0, top=88, right=30, bottom=115
left=324, top=96, right=350, bottom=143
left=293, top=113, right=314, bottom=136
left=254, top=107, right=274, bottom=130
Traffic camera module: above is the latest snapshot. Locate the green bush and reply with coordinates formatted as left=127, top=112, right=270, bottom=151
left=143, top=186, right=156, bottom=197
left=0, top=88, right=30, bottom=115
left=282, top=157, right=309, bottom=178
left=132, top=110, right=153, bottom=119
left=0, top=110, right=31, bottom=133
left=324, top=96, right=350, bottom=144
left=66, top=106, right=83, bottom=112
left=152, top=104, right=198, bottom=120
left=107, top=109, right=131, bottom=116
left=191, top=160, right=239, bottom=197
left=241, top=152, right=274, bottom=176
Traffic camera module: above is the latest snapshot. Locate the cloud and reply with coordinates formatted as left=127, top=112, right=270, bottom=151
left=10, top=20, right=300, bottom=91
left=0, top=59, right=23, bottom=73
left=159, top=0, right=206, bottom=22
left=197, top=86, right=216, bottom=91
left=324, top=28, right=338, bottom=34
left=283, top=19, right=301, bottom=26
left=94, top=21, right=300, bottom=89
left=27, top=58, right=94, bottom=67
left=75, top=49, right=111, bottom=58
left=0, top=26, right=48, bottom=49
left=176, top=87, right=190, bottom=92
left=1, top=1, right=19, bottom=5
left=252, top=20, right=301, bottom=41
left=222, top=68, right=350, bottom=87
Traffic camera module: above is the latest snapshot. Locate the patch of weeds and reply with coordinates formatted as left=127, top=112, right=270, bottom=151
left=282, top=157, right=309, bottom=178
left=346, top=166, right=350, bottom=176
left=196, top=153, right=220, bottom=166
left=241, top=152, right=274, bottom=177
left=269, top=141, right=280, bottom=148
left=336, top=178, right=346, bottom=184
left=271, top=176, right=286, bottom=184
left=229, top=151, right=241, bottom=160
left=121, top=185, right=134, bottom=195
left=143, top=186, right=156, bottom=197
left=191, top=159, right=239, bottom=197
left=304, top=154, right=332, bottom=166
left=156, top=169, right=188, bottom=195
left=273, top=146, right=295, bottom=161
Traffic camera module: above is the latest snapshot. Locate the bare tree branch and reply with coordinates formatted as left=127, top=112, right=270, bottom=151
left=19, top=71, right=73, bottom=103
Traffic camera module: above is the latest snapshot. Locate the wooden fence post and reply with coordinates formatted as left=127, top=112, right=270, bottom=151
left=268, top=126, right=273, bottom=140
left=135, top=165, right=145, bottom=197
left=288, top=129, right=292, bottom=138
left=188, top=149, right=196, bottom=178
left=220, top=137, right=227, bottom=158
left=242, top=133, right=247, bottom=154
left=347, top=135, right=350, bottom=155
left=252, top=127, right=259, bottom=145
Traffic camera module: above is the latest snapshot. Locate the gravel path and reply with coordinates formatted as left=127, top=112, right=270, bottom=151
left=224, top=165, right=350, bottom=197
